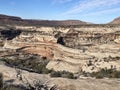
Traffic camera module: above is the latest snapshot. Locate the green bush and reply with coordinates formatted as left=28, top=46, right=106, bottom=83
left=1, top=85, right=28, bottom=90
left=2, top=58, right=77, bottom=79
left=50, top=71, right=76, bottom=79
left=3, top=57, right=51, bottom=74
left=0, top=73, right=3, bottom=89
left=50, top=71, right=61, bottom=77
left=90, top=68, right=120, bottom=79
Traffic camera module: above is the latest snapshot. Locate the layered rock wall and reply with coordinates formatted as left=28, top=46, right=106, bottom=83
left=1, top=25, right=120, bottom=73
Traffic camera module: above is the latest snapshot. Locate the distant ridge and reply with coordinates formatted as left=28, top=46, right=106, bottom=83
left=0, top=14, right=88, bottom=26
left=0, top=14, right=22, bottom=20
left=109, top=16, right=120, bottom=24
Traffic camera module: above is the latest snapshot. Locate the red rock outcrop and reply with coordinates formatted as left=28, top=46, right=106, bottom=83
left=109, top=17, right=120, bottom=24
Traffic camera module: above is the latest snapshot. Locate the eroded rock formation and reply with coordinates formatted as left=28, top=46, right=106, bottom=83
left=0, top=25, right=120, bottom=73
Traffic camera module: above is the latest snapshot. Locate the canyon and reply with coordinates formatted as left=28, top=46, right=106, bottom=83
left=1, top=25, right=120, bottom=73
left=0, top=14, right=120, bottom=90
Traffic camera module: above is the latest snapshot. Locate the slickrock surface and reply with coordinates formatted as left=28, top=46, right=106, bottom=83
left=0, top=64, right=120, bottom=90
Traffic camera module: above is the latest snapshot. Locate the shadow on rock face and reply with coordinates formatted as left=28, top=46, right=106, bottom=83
left=1, top=29, right=21, bottom=40
left=57, top=37, right=65, bottom=45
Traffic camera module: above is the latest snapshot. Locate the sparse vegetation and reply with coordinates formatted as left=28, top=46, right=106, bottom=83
left=87, top=60, right=93, bottom=66
left=0, top=72, right=58, bottom=90
left=50, top=71, right=77, bottom=79
left=0, top=73, right=3, bottom=89
left=90, top=68, right=120, bottom=79
left=1, top=85, right=27, bottom=90
left=2, top=57, right=51, bottom=74
left=1, top=58, right=76, bottom=79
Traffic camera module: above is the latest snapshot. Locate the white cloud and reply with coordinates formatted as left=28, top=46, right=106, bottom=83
left=63, top=0, right=120, bottom=15
left=84, top=8, right=120, bottom=16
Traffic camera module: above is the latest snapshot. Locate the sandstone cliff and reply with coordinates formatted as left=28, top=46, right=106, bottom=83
left=0, top=25, right=120, bottom=73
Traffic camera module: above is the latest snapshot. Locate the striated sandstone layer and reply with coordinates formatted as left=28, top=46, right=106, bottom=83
left=0, top=25, right=120, bottom=73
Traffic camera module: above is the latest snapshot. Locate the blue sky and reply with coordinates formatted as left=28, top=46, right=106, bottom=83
left=0, top=0, right=120, bottom=23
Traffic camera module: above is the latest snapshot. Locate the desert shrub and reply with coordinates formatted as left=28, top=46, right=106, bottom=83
left=61, top=71, right=75, bottom=79
left=2, top=58, right=77, bottom=79
left=50, top=71, right=76, bottom=79
left=2, top=85, right=27, bottom=90
left=91, top=72, right=104, bottom=79
left=87, top=60, right=93, bottom=66
left=3, top=57, right=51, bottom=74
left=82, top=71, right=89, bottom=77
left=0, top=73, right=3, bottom=89
left=54, top=31, right=62, bottom=38
left=50, top=71, right=61, bottom=77
left=90, top=68, right=120, bottom=79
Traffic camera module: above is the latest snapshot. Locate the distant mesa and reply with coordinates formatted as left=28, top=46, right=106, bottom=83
left=0, top=14, right=23, bottom=25
left=0, top=14, right=88, bottom=26
left=0, top=14, right=22, bottom=21
left=0, top=14, right=120, bottom=25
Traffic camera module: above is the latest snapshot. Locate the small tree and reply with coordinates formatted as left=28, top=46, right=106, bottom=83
left=50, top=71, right=61, bottom=77
left=0, top=73, right=3, bottom=89
left=15, top=68, right=23, bottom=81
